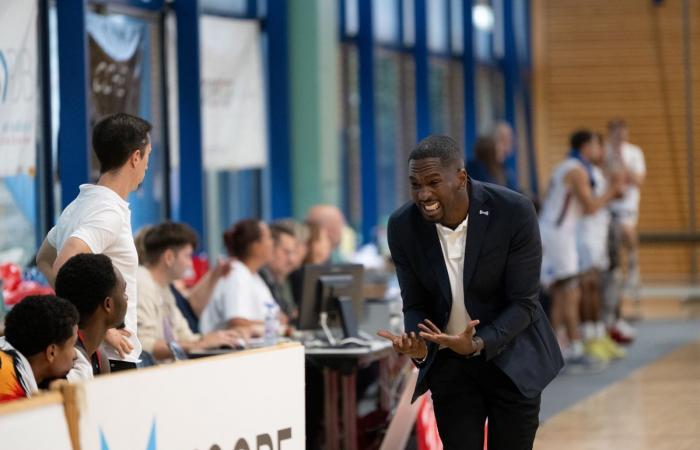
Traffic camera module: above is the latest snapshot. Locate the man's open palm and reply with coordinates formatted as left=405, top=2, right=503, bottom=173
left=377, top=330, right=428, bottom=360
left=418, top=319, right=480, bottom=355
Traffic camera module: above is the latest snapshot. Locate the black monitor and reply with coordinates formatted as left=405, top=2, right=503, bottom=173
left=298, top=263, right=364, bottom=341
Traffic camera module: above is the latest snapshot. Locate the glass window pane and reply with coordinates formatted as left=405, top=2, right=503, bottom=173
left=513, top=0, right=528, bottom=63
left=475, top=64, right=504, bottom=134
left=373, top=0, right=399, bottom=45
left=200, top=0, right=249, bottom=16
left=402, top=0, right=415, bottom=46
left=338, top=44, right=361, bottom=230
left=205, top=168, right=263, bottom=260
left=345, top=0, right=359, bottom=37
left=428, top=58, right=449, bottom=134
left=450, top=0, right=463, bottom=54
left=492, top=0, right=504, bottom=59
left=427, top=0, right=448, bottom=52
left=375, top=50, right=400, bottom=220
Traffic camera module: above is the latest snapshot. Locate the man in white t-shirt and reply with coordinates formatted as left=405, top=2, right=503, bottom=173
left=604, top=119, right=646, bottom=342
left=137, top=222, right=242, bottom=361
left=36, top=113, right=152, bottom=362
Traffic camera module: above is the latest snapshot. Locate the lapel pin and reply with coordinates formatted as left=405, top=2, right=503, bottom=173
left=479, top=210, right=489, bottom=216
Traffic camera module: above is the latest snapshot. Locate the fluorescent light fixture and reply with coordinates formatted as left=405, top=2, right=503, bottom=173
left=472, top=4, right=494, bottom=31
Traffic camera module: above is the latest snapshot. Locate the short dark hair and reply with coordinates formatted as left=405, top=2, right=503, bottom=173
left=408, top=135, right=464, bottom=167
left=92, top=113, right=152, bottom=173
left=55, top=254, right=118, bottom=324
left=4, top=295, right=78, bottom=357
left=269, top=223, right=295, bottom=245
left=473, top=135, right=498, bottom=165
left=570, top=129, right=595, bottom=151
left=223, top=219, right=262, bottom=259
left=142, top=222, right=199, bottom=266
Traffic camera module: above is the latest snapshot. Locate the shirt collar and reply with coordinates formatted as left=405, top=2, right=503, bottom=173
left=435, top=215, right=469, bottom=236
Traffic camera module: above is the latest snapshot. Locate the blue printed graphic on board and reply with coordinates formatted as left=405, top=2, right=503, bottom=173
left=100, top=418, right=156, bottom=450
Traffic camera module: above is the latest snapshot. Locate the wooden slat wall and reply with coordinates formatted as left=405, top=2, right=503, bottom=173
left=532, top=0, right=700, bottom=282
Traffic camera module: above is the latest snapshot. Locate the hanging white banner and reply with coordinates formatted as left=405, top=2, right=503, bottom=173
left=0, top=0, right=38, bottom=177
left=200, top=16, right=268, bottom=171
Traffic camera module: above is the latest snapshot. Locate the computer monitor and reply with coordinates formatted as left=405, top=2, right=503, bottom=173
left=298, top=263, right=364, bottom=341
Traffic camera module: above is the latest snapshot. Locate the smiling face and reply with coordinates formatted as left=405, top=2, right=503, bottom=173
left=408, top=157, right=469, bottom=227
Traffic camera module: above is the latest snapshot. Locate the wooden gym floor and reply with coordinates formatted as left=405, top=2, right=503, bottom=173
left=535, top=299, right=700, bottom=450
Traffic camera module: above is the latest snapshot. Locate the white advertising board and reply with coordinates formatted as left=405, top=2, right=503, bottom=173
left=0, top=393, right=74, bottom=450
left=77, top=343, right=305, bottom=450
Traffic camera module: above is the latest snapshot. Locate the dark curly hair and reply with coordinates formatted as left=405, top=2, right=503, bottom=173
left=55, top=253, right=118, bottom=323
left=4, top=295, right=78, bottom=357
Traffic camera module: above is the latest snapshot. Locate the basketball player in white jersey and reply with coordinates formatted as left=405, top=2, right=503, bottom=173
left=604, top=119, right=646, bottom=343
left=577, top=134, right=626, bottom=362
left=540, top=130, right=624, bottom=369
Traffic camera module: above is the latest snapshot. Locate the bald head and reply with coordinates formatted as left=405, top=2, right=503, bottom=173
left=306, top=204, right=346, bottom=249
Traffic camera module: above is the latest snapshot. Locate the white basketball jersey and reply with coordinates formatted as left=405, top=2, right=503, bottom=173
left=540, top=158, right=585, bottom=231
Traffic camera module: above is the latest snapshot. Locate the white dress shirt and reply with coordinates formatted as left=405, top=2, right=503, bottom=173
left=435, top=216, right=471, bottom=338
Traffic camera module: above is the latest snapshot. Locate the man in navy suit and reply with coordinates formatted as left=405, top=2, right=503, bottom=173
left=378, top=135, right=563, bottom=449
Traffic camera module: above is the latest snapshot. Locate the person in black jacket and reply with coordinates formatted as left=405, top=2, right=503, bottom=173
left=378, top=135, right=563, bottom=450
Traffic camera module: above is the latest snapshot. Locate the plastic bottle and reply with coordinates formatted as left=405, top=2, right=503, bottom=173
left=263, top=302, right=279, bottom=346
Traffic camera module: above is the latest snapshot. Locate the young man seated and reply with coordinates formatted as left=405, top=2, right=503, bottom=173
left=137, top=222, right=242, bottom=361
left=0, top=295, right=78, bottom=402
left=55, top=253, right=128, bottom=380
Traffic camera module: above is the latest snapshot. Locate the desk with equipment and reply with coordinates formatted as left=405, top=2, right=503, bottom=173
left=297, top=263, right=396, bottom=450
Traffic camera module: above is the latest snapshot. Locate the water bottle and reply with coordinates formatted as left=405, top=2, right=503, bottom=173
left=263, top=302, right=279, bottom=346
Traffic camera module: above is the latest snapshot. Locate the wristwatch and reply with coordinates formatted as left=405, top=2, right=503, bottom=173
left=413, top=351, right=429, bottom=365
left=466, top=336, right=484, bottom=359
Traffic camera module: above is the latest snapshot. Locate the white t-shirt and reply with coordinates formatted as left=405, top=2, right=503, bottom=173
left=66, top=346, right=94, bottom=382
left=435, top=217, right=471, bottom=338
left=580, top=166, right=611, bottom=244
left=608, top=142, right=645, bottom=215
left=47, top=184, right=141, bottom=361
left=200, top=260, right=278, bottom=333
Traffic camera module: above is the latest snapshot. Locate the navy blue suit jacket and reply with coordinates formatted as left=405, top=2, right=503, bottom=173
left=388, top=179, right=564, bottom=402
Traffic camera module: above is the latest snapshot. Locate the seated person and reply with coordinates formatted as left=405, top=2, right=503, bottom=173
left=467, top=134, right=518, bottom=190
left=260, top=223, right=299, bottom=320
left=200, top=219, right=284, bottom=338
left=290, top=221, right=333, bottom=306
left=55, top=253, right=128, bottom=380
left=137, top=222, right=242, bottom=360
left=0, top=295, right=78, bottom=402
left=135, top=226, right=233, bottom=334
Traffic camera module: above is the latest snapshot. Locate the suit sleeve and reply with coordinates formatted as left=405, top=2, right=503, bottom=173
left=388, top=215, right=434, bottom=366
left=477, top=198, right=542, bottom=360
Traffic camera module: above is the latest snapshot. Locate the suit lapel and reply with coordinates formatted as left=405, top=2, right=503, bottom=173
left=414, top=208, right=453, bottom=311
left=463, top=180, right=490, bottom=291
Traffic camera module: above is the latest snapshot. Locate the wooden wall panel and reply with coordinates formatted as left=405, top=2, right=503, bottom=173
left=532, top=0, right=700, bottom=282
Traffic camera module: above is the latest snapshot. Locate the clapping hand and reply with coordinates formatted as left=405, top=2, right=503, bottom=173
left=376, top=329, right=428, bottom=360
left=418, top=319, right=480, bottom=356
